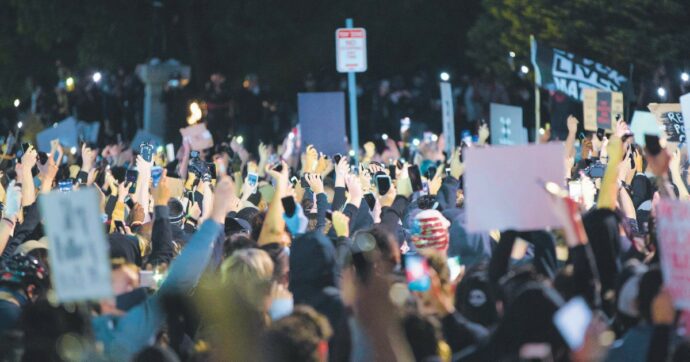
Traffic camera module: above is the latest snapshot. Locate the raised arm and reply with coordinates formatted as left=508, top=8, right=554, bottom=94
left=597, top=136, right=623, bottom=210
left=564, top=115, right=578, bottom=158
left=258, top=161, right=289, bottom=246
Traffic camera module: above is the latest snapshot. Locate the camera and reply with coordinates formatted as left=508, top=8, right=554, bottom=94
left=189, top=151, right=211, bottom=182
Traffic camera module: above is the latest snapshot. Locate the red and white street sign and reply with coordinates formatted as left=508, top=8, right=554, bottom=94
left=336, top=28, right=367, bottom=73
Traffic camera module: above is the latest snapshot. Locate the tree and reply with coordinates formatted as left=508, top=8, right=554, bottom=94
left=468, top=0, right=690, bottom=80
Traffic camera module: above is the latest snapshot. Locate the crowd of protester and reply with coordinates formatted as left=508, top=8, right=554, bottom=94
left=5, top=60, right=542, bottom=149
left=0, top=100, right=689, bottom=362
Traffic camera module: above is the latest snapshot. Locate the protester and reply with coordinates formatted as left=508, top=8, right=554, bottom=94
left=1, top=101, right=689, bottom=362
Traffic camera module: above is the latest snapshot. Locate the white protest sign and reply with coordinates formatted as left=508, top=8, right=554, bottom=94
left=681, top=93, right=690, bottom=155
left=655, top=199, right=690, bottom=310
left=630, top=111, right=662, bottom=147
left=465, top=142, right=566, bottom=232
left=440, top=82, right=455, bottom=154
left=39, top=188, right=112, bottom=302
left=336, top=28, right=367, bottom=73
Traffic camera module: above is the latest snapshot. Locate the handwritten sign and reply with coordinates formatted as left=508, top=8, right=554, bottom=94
left=648, top=103, right=685, bottom=144
left=655, top=199, right=690, bottom=310
left=39, top=188, right=112, bottom=302
left=583, top=89, right=624, bottom=131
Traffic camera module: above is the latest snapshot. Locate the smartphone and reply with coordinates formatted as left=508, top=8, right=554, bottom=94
left=388, top=164, right=397, bottom=180
left=38, top=152, right=48, bottom=165
left=114, top=220, right=126, bottom=234
left=375, top=174, right=392, bottom=195
left=272, top=163, right=283, bottom=172
left=124, top=195, right=135, bottom=210
left=553, top=296, right=592, bottom=350
left=58, top=179, right=73, bottom=192
left=405, top=254, right=431, bottom=292
left=208, top=163, right=217, bottom=180
left=139, top=271, right=155, bottom=288
left=140, top=143, right=154, bottom=163
left=165, top=143, right=175, bottom=162
left=407, top=166, right=424, bottom=192
left=596, top=128, right=605, bottom=141
left=333, top=153, right=342, bottom=165
left=290, top=176, right=299, bottom=187
left=300, top=174, right=310, bottom=188
left=231, top=154, right=242, bottom=173
left=325, top=210, right=333, bottom=221
left=363, top=193, right=376, bottom=211
left=447, top=256, right=463, bottom=281
left=511, top=238, right=530, bottom=260
left=151, top=166, right=163, bottom=188
left=125, top=169, right=138, bottom=194
left=426, top=166, right=438, bottom=180
left=247, top=172, right=258, bottom=187
left=281, top=196, right=297, bottom=217
left=645, top=134, right=661, bottom=156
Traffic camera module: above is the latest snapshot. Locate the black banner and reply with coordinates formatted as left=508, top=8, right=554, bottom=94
left=531, top=38, right=631, bottom=102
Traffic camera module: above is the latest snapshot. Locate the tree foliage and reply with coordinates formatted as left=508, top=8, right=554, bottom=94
left=468, top=0, right=690, bottom=79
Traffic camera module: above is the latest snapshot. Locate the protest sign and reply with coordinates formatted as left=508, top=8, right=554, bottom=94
left=490, top=103, right=526, bottom=145
left=298, top=92, right=348, bottom=156
left=582, top=89, right=624, bottom=131
left=39, top=188, right=112, bottom=302
left=36, top=117, right=79, bottom=152
left=630, top=111, right=662, bottom=147
left=180, top=123, right=214, bottom=151
left=530, top=38, right=631, bottom=101
left=132, top=129, right=163, bottom=149
left=648, top=103, right=685, bottom=144
left=681, top=94, right=690, bottom=154
left=465, top=142, right=566, bottom=232
left=655, top=199, right=690, bottom=310
left=76, top=121, right=100, bottom=145
left=440, top=82, right=455, bottom=154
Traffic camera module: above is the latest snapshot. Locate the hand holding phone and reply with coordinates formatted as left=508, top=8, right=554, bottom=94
left=375, top=174, right=392, bottom=195
left=405, top=254, right=431, bottom=292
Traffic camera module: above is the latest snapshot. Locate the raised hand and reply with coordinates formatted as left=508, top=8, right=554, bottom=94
left=153, top=171, right=170, bottom=206
left=567, top=115, right=578, bottom=135
left=210, top=176, right=236, bottom=224
left=303, top=145, right=318, bottom=172
left=305, top=173, right=324, bottom=194
left=21, top=145, right=38, bottom=170
left=449, top=147, right=465, bottom=179
left=331, top=211, right=350, bottom=237
left=345, top=174, right=363, bottom=206
left=81, top=144, right=97, bottom=171
left=478, top=123, right=490, bottom=145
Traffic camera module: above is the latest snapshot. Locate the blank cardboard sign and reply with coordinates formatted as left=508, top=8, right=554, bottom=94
left=465, top=142, right=566, bottom=232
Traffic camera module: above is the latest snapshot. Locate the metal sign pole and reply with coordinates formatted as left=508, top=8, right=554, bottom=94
left=345, top=18, right=360, bottom=164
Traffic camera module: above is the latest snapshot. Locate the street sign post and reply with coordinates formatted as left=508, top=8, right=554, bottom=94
left=336, top=19, right=367, bottom=163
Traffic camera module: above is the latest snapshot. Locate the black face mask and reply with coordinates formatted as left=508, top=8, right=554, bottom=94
left=115, top=287, right=148, bottom=311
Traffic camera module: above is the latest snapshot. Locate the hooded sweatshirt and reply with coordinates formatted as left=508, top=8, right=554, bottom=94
left=288, top=231, right=344, bottom=332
